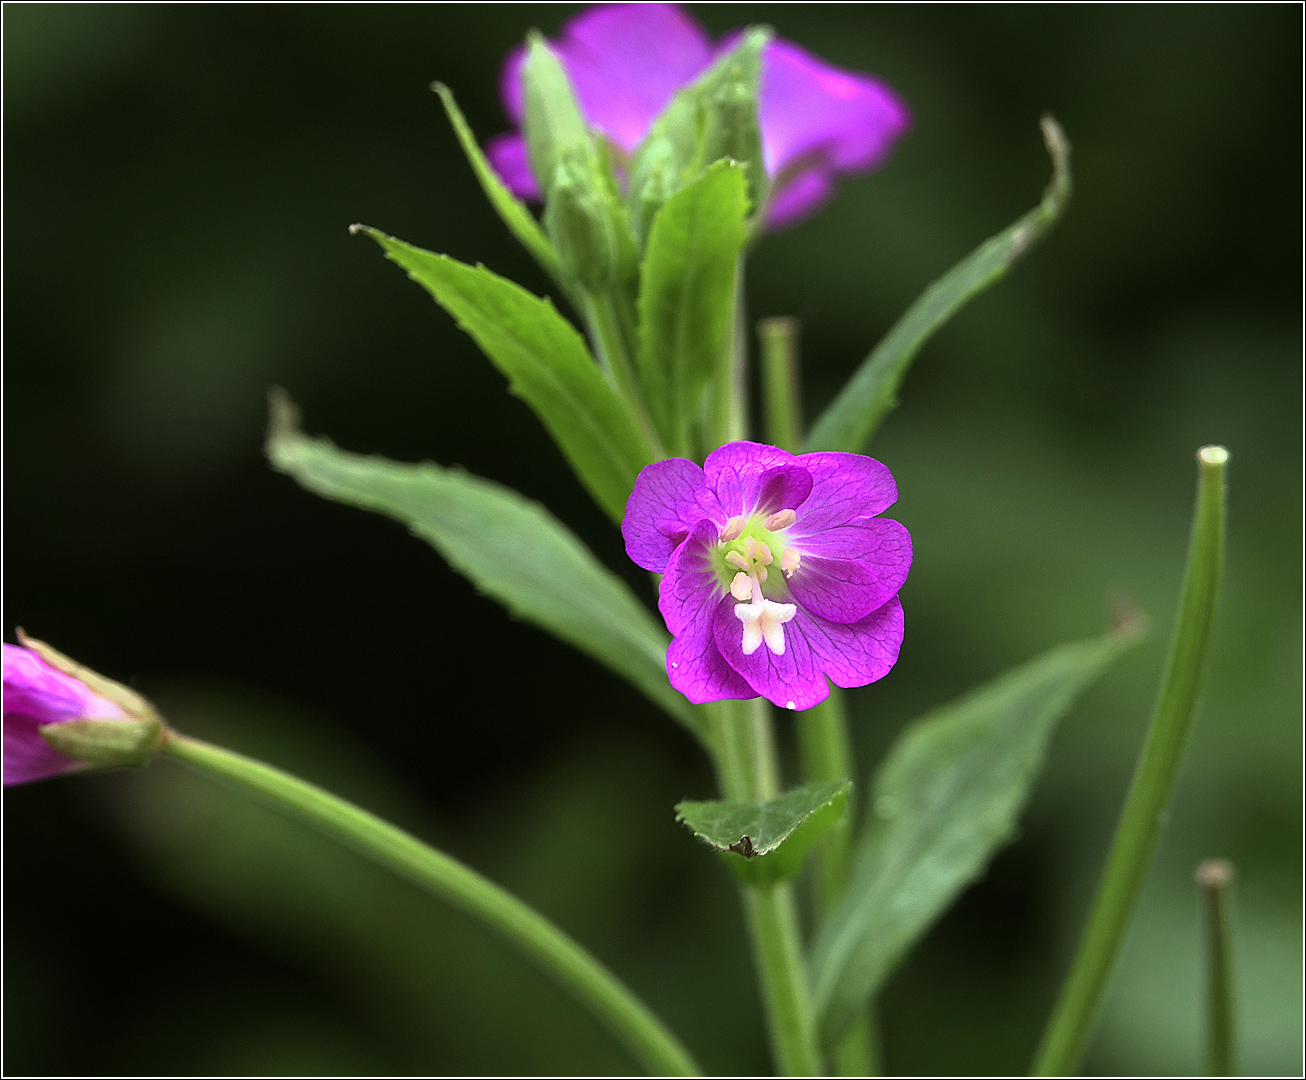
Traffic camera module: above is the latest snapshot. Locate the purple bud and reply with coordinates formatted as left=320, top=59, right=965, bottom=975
left=3, top=635, right=163, bottom=786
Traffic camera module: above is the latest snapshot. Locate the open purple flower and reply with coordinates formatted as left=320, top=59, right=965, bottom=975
left=486, top=3, right=910, bottom=229
left=623, top=442, right=911, bottom=710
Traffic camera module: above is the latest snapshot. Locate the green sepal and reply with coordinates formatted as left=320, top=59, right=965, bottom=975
left=265, top=392, right=702, bottom=742
left=430, top=82, right=562, bottom=287
left=810, top=625, right=1140, bottom=1048
left=545, top=151, right=619, bottom=291
left=351, top=225, right=653, bottom=524
left=804, top=115, right=1073, bottom=454
left=627, top=27, right=770, bottom=248
left=675, top=779, right=851, bottom=886
left=40, top=717, right=164, bottom=769
left=519, top=32, right=593, bottom=203
left=636, top=160, right=748, bottom=457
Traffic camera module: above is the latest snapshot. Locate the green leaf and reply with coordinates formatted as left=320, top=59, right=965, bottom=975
left=353, top=226, right=653, bottom=524
left=804, top=115, right=1073, bottom=454
left=265, top=391, right=699, bottom=741
left=636, top=160, right=748, bottom=456
left=811, top=627, right=1138, bottom=1046
left=626, top=28, right=770, bottom=247
left=430, top=82, right=562, bottom=286
left=675, top=779, right=851, bottom=885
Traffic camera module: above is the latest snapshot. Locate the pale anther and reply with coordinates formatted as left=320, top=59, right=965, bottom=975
left=718, top=516, right=745, bottom=542
left=765, top=509, right=797, bottom=531
left=781, top=548, right=801, bottom=577
left=725, top=550, right=750, bottom=572
left=730, top=572, right=752, bottom=600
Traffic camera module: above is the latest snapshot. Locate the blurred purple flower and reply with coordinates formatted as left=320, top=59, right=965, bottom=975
left=3, top=642, right=128, bottom=785
left=486, top=3, right=910, bottom=229
left=623, top=442, right=911, bottom=710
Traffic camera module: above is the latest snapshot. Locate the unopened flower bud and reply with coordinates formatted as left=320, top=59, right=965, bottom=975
left=544, top=153, right=618, bottom=291
left=3, top=633, right=164, bottom=786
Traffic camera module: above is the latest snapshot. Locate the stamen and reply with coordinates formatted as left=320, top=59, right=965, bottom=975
left=725, top=550, right=750, bottom=571
left=718, top=516, right=745, bottom=542
left=781, top=548, right=801, bottom=577
left=730, top=572, right=752, bottom=600
left=765, top=509, right=797, bottom=531
left=742, top=537, right=773, bottom=566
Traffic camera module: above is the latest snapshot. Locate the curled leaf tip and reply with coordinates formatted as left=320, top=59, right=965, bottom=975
left=1196, top=858, right=1235, bottom=889
left=1198, top=445, right=1229, bottom=466
left=265, top=387, right=304, bottom=455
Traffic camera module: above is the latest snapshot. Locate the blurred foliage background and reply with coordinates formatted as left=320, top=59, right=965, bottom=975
left=4, top=4, right=1300, bottom=1075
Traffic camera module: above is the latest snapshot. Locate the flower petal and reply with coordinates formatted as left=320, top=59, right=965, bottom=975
left=765, top=168, right=835, bottom=230
left=703, top=441, right=813, bottom=518
left=3, top=713, right=84, bottom=786
left=659, top=520, right=754, bottom=702
left=789, top=451, right=898, bottom=532
left=623, top=458, right=723, bottom=573
left=759, top=38, right=911, bottom=182
left=483, top=131, right=540, bottom=201
left=786, top=518, right=912, bottom=622
left=713, top=595, right=829, bottom=710
left=499, top=3, right=713, bottom=154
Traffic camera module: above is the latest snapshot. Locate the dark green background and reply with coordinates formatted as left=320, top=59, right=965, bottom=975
left=4, top=4, right=1300, bottom=1075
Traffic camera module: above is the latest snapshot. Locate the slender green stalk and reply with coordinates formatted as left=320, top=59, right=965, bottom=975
left=708, top=699, right=823, bottom=1076
left=763, top=317, right=877, bottom=1075
left=162, top=731, right=700, bottom=1077
left=1032, top=446, right=1228, bottom=1076
left=583, top=291, right=665, bottom=458
left=1196, top=859, right=1236, bottom=1076
left=710, top=259, right=748, bottom=449
left=759, top=316, right=802, bottom=454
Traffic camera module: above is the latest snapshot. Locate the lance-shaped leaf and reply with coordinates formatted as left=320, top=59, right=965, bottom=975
left=676, top=779, right=851, bottom=886
left=266, top=391, right=699, bottom=740
left=811, top=627, right=1139, bottom=1046
left=636, top=160, right=748, bottom=457
left=353, top=226, right=653, bottom=524
left=805, top=115, right=1072, bottom=454
left=430, top=82, right=563, bottom=288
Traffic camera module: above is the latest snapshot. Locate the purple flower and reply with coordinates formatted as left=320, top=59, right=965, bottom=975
left=623, top=442, right=911, bottom=710
left=486, top=3, right=910, bottom=229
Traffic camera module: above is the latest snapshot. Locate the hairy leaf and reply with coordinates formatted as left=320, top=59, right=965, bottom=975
left=811, top=628, right=1138, bottom=1045
left=266, top=392, right=698, bottom=739
left=354, top=226, right=653, bottom=523
left=805, top=116, right=1072, bottom=453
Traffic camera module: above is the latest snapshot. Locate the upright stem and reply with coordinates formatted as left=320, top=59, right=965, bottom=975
left=765, top=316, right=878, bottom=1075
left=1197, top=859, right=1236, bottom=1076
left=1032, top=446, right=1228, bottom=1076
left=709, top=699, right=823, bottom=1076
left=161, top=731, right=700, bottom=1077
left=710, top=259, right=748, bottom=450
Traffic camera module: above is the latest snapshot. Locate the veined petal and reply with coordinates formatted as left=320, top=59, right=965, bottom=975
left=657, top=518, right=725, bottom=636
left=787, top=518, right=912, bottom=622
left=713, top=596, right=829, bottom=711
left=704, top=441, right=813, bottom=518
left=623, top=458, right=724, bottom=572
left=790, top=450, right=898, bottom=531
left=668, top=592, right=755, bottom=703
left=499, top=3, right=713, bottom=153
left=3, top=714, right=85, bottom=786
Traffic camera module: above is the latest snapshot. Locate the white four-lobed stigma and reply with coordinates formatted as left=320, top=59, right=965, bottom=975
left=733, top=571, right=797, bottom=656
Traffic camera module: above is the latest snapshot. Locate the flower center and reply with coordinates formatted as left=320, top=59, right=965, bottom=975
left=714, top=511, right=803, bottom=656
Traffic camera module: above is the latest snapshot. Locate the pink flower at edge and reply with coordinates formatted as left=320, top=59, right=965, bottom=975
left=623, top=442, right=912, bottom=711
left=2, top=642, right=128, bottom=785
left=484, top=2, right=911, bottom=230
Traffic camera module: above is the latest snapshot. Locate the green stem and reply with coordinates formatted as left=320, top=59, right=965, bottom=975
left=1032, top=446, right=1228, bottom=1076
left=583, top=290, right=664, bottom=459
left=1196, top=859, right=1236, bottom=1076
left=710, top=259, right=748, bottom=450
left=709, top=700, right=823, bottom=1076
left=759, top=316, right=802, bottom=454
left=161, top=731, right=700, bottom=1077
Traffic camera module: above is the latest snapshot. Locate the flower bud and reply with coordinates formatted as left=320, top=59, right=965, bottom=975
left=3, top=633, right=164, bottom=786
left=520, top=32, right=592, bottom=202
left=544, top=151, right=618, bottom=291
